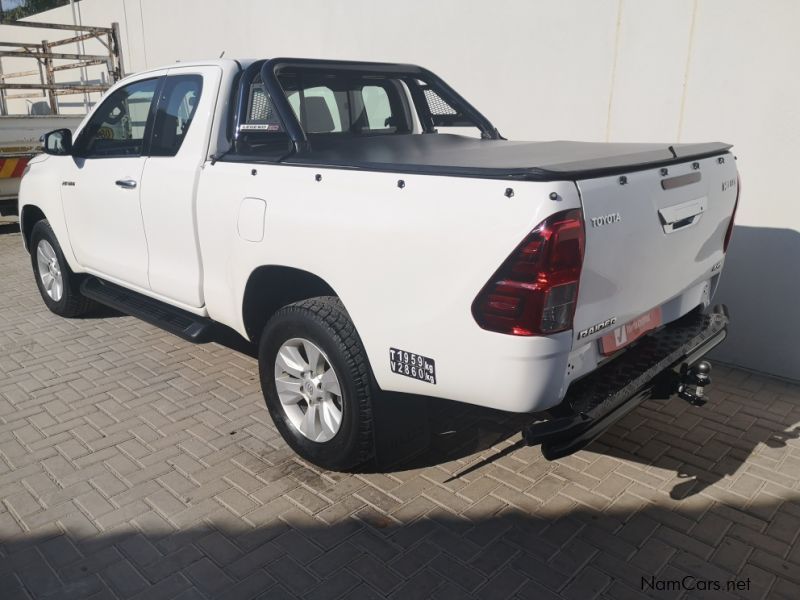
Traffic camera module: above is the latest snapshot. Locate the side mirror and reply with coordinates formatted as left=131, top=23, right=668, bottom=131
left=41, top=128, right=73, bottom=156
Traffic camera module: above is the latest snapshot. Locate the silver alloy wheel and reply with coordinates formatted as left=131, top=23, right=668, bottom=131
left=274, top=337, right=344, bottom=442
left=36, top=239, right=63, bottom=302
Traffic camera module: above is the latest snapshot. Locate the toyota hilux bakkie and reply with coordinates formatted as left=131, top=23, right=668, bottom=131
left=19, top=58, right=738, bottom=469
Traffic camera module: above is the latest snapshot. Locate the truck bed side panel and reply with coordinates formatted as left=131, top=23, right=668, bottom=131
left=197, top=162, right=580, bottom=412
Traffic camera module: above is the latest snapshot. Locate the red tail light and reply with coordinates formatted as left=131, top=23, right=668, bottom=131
left=723, top=175, right=740, bottom=253
left=472, top=209, right=585, bottom=336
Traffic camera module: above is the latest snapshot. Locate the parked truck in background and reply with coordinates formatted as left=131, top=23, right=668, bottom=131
left=18, top=58, right=738, bottom=470
left=0, top=18, right=123, bottom=215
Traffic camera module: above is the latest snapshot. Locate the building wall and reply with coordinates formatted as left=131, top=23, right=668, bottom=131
left=5, top=0, right=799, bottom=380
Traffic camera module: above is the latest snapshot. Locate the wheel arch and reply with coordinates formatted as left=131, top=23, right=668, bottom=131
left=20, top=204, right=47, bottom=252
left=242, top=265, right=339, bottom=342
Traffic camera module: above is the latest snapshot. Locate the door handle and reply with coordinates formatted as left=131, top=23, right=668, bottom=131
left=115, top=179, right=137, bottom=189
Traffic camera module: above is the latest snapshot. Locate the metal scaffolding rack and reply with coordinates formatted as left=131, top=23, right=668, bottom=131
left=0, top=19, right=124, bottom=115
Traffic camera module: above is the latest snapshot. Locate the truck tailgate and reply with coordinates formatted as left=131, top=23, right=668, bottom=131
left=572, top=153, right=738, bottom=347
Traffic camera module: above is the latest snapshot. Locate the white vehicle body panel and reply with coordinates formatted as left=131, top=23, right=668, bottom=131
left=60, top=155, right=150, bottom=288
left=197, top=163, right=581, bottom=412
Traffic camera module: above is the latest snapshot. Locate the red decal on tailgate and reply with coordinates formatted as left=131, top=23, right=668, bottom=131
left=600, top=306, right=663, bottom=355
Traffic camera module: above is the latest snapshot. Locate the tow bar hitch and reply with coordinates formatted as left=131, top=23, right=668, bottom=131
left=521, top=306, right=728, bottom=461
left=677, top=360, right=712, bottom=406
left=446, top=307, right=729, bottom=477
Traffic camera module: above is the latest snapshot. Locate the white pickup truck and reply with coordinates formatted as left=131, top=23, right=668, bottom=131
left=19, top=58, right=738, bottom=470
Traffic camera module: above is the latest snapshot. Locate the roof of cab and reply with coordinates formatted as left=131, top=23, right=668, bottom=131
left=121, top=58, right=256, bottom=80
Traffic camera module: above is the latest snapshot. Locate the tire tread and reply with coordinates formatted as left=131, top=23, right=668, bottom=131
left=267, top=296, right=374, bottom=469
left=31, top=220, right=95, bottom=318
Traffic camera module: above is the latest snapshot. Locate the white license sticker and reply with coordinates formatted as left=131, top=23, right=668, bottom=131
left=389, top=348, right=436, bottom=384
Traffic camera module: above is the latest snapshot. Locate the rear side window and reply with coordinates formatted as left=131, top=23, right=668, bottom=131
left=77, top=78, right=159, bottom=157
left=278, top=73, right=410, bottom=136
left=362, top=85, right=393, bottom=131
left=150, top=75, right=203, bottom=157
left=287, top=86, right=343, bottom=133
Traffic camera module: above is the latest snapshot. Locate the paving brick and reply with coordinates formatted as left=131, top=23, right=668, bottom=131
left=468, top=539, right=516, bottom=575
left=140, top=544, right=204, bottom=582
left=75, top=490, right=115, bottom=520
left=561, top=566, right=611, bottom=600
left=117, top=533, right=163, bottom=567
left=630, top=536, right=676, bottom=573
left=216, top=488, right=257, bottom=516
left=130, top=573, right=192, bottom=600
left=268, top=555, right=317, bottom=595
left=511, top=554, right=569, bottom=592
left=347, top=553, right=401, bottom=594
left=549, top=537, right=597, bottom=576
left=653, top=525, right=715, bottom=560
left=227, top=541, right=284, bottom=579
left=388, top=568, right=442, bottom=600
left=728, top=523, right=790, bottom=557
left=38, top=533, right=83, bottom=569
left=305, top=569, right=360, bottom=600
left=195, top=530, right=243, bottom=566
left=430, top=552, right=485, bottom=591
left=183, top=556, right=234, bottom=595
left=749, top=550, right=800, bottom=585
left=475, top=566, right=529, bottom=600
left=102, top=559, right=149, bottom=598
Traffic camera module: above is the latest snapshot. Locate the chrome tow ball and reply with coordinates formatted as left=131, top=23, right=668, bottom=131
left=677, top=360, right=712, bottom=406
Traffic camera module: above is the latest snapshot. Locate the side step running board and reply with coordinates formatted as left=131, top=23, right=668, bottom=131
left=80, top=277, right=214, bottom=343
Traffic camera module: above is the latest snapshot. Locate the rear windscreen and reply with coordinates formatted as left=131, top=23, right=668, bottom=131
left=277, top=72, right=412, bottom=136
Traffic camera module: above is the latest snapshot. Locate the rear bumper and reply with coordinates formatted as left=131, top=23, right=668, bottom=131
left=524, top=304, right=729, bottom=459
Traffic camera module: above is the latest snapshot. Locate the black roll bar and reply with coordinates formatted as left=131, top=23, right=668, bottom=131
left=245, top=57, right=502, bottom=154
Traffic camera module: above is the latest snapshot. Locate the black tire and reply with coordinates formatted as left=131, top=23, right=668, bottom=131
left=258, top=296, right=375, bottom=471
left=29, top=220, right=95, bottom=317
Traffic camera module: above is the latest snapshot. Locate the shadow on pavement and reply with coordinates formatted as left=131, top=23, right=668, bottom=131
left=364, top=368, right=800, bottom=505
left=1, top=493, right=796, bottom=599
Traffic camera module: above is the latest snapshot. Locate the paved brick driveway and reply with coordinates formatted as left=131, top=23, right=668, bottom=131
left=1, top=224, right=799, bottom=599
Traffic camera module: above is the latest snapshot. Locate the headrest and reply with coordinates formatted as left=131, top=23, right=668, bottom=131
left=304, top=96, right=335, bottom=133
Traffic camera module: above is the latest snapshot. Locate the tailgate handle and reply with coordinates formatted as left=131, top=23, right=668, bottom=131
left=658, top=197, right=707, bottom=233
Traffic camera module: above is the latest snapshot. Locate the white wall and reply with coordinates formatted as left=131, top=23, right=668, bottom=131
left=8, top=0, right=800, bottom=380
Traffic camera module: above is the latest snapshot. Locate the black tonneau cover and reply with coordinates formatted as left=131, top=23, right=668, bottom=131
left=284, top=134, right=731, bottom=181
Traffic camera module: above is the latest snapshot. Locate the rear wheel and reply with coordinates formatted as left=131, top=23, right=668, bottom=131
left=29, top=220, right=95, bottom=317
left=258, top=297, right=375, bottom=471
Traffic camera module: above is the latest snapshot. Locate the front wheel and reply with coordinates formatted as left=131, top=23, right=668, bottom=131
left=29, top=220, right=95, bottom=317
left=258, top=297, right=375, bottom=471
